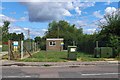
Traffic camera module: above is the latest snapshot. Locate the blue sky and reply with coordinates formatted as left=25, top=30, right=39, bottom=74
left=0, top=0, right=119, bottom=39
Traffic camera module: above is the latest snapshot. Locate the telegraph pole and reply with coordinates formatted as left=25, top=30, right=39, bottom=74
left=28, top=29, right=30, bottom=39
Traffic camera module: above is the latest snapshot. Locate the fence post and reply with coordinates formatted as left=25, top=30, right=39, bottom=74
left=96, top=41, right=98, bottom=48
left=8, top=40, right=11, bottom=60
left=21, top=41, right=23, bottom=59
left=35, top=43, right=36, bottom=51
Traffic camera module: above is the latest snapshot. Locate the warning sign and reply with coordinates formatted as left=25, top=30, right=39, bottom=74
left=13, top=41, right=18, bottom=46
left=14, top=46, right=18, bottom=52
left=61, top=42, right=64, bottom=46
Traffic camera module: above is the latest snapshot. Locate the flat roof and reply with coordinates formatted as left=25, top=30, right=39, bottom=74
left=46, top=38, right=64, bottom=40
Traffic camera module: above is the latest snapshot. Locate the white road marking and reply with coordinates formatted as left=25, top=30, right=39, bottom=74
left=82, top=73, right=120, bottom=76
left=2, top=75, right=39, bottom=78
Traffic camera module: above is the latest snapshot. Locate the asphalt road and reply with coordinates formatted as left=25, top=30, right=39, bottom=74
left=2, top=63, right=120, bottom=79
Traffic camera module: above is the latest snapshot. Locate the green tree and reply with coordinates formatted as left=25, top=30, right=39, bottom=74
left=34, top=36, right=42, bottom=43
left=18, top=33, right=24, bottom=40
left=98, top=10, right=120, bottom=57
left=45, top=20, right=83, bottom=50
left=2, top=21, right=10, bottom=42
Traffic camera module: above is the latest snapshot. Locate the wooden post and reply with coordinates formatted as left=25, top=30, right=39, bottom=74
left=21, top=41, right=23, bottom=59
left=8, top=40, right=11, bottom=60
left=35, top=43, right=37, bottom=51
left=96, top=41, right=98, bottom=48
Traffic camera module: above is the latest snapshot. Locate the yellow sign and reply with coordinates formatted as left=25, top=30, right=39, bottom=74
left=14, top=46, right=18, bottom=52
left=61, top=42, right=64, bottom=46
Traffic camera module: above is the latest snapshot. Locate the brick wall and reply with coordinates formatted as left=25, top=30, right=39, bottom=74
left=46, top=39, right=63, bottom=51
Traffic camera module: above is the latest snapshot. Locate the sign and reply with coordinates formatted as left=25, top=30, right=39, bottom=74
left=0, top=45, right=2, bottom=48
left=13, top=41, right=18, bottom=46
left=14, top=46, right=18, bottom=52
left=70, top=48, right=76, bottom=52
left=61, top=42, right=64, bottom=46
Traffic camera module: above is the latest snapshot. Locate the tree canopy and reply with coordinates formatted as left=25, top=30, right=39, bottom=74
left=45, top=20, right=83, bottom=49
left=2, top=21, right=24, bottom=43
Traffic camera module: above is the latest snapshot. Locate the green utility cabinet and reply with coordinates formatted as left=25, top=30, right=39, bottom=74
left=94, top=47, right=113, bottom=58
left=67, top=46, right=77, bottom=60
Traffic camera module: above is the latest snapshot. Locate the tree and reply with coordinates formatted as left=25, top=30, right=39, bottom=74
left=18, top=33, right=24, bottom=40
left=8, top=33, right=24, bottom=41
left=99, top=10, right=120, bottom=36
left=34, top=36, right=41, bottom=44
left=98, top=10, right=120, bottom=57
left=2, top=21, right=10, bottom=42
left=45, top=20, right=83, bottom=50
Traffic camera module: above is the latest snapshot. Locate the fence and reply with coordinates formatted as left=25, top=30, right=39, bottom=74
left=77, top=41, right=118, bottom=54
left=0, top=28, right=2, bottom=52
left=8, top=40, right=39, bottom=60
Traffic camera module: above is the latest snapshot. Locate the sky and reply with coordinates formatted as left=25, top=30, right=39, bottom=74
left=0, top=0, right=119, bottom=39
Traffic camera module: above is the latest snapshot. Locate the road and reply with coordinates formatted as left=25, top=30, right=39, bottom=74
left=1, top=62, right=120, bottom=79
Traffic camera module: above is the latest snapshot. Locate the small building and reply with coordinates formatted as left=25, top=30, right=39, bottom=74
left=46, top=38, right=64, bottom=51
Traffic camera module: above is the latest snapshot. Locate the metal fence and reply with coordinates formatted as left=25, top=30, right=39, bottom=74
left=7, top=40, right=39, bottom=60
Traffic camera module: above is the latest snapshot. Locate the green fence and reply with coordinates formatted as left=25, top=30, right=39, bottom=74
left=94, top=47, right=113, bottom=58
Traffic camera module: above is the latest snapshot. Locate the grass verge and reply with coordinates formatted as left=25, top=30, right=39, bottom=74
left=18, top=51, right=117, bottom=62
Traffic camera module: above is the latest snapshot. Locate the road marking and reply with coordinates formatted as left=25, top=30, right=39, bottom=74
left=82, top=73, right=120, bottom=76
left=3, top=76, right=39, bottom=78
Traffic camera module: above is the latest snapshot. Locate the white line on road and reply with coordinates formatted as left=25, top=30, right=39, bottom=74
left=2, top=76, right=39, bottom=78
left=82, top=73, right=120, bottom=76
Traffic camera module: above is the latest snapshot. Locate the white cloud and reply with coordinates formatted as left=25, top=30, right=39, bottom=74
left=65, top=2, right=74, bottom=10
left=0, top=23, right=3, bottom=26
left=83, top=28, right=96, bottom=34
left=105, top=7, right=117, bottom=15
left=97, top=7, right=117, bottom=24
left=0, top=14, right=17, bottom=22
left=63, top=9, right=72, bottom=16
left=9, top=26, right=30, bottom=39
left=93, top=7, right=117, bottom=25
left=73, top=2, right=95, bottom=9
left=76, top=20, right=86, bottom=28
left=19, top=16, right=27, bottom=21
left=27, top=28, right=47, bottom=37
left=93, top=10, right=103, bottom=18
left=75, top=7, right=81, bottom=15
left=42, top=29, right=48, bottom=32
left=0, top=14, right=27, bottom=22
left=9, top=26, right=24, bottom=33
left=23, top=28, right=29, bottom=30
left=24, top=11, right=28, bottom=14
left=104, top=0, right=112, bottom=5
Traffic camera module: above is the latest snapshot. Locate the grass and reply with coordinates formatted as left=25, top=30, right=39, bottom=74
left=2, top=45, right=8, bottom=51
left=18, top=51, right=114, bottom=62
left=77, top=52, right=105, bottom=61
left=20, top=51, right=68, bottom=62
